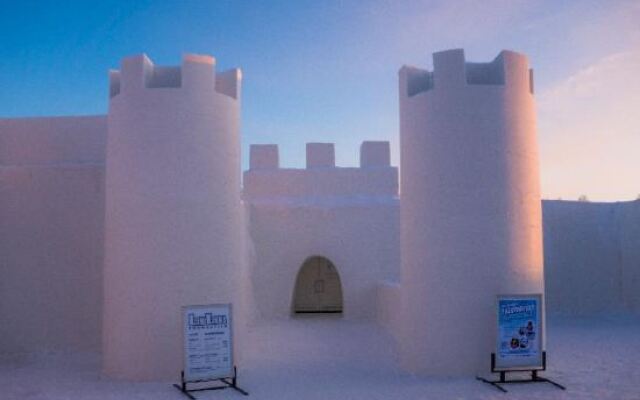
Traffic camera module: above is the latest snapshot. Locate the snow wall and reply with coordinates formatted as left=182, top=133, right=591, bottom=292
left=543, top=200, right=640, bottom=313
left=0, top=116, right=106, bottom=354
left=102, top=54, right=244, bottom=380
left=243, top=142, right=399, bottom=320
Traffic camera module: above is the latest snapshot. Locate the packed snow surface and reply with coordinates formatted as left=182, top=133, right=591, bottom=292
left=1, top=314, right=638, bottom=399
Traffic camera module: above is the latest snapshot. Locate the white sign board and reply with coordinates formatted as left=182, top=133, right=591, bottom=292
left=495, top=294, right=543, bottom=370
left=182, top=303, right=234, bottom=382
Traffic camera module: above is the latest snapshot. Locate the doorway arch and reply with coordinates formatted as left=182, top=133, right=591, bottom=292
left=292, top=256, right=343, bottom=314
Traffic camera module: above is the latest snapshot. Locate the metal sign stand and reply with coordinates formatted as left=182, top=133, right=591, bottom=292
left=174, top=366, right=249, bottom=399
left=475, top=352, right=566, bottom=393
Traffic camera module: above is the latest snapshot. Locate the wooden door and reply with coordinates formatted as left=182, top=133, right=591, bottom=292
left=293, top=256, right=343, bottom=313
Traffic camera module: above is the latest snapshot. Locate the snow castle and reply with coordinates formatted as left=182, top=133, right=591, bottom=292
left=1, top=49, right=639, bottom=381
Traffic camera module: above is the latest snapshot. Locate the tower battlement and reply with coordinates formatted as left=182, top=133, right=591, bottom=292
left=400, top=49, right=534, bottom=97
left=108, top=53, right=241, bottom=99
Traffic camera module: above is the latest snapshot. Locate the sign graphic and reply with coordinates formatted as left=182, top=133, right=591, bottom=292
left=182, top=303, right=233, bottom=382
left=495, top=294, right=543, bottom=370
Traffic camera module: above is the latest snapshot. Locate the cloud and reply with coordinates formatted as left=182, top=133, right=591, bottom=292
left=537, top=49, right=640, bottom=201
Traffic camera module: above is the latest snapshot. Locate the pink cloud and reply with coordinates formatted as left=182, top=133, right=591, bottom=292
left=538, top=50, right=640, bottom=201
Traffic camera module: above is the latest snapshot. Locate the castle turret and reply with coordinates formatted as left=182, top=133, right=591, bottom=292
left=103, top=54, right=243, bottom=380
left=398, top=49, right=544, bottom=375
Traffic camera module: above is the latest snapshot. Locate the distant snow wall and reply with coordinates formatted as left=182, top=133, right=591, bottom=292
left=543, top=200, right=640, bottom=314
left=0, top=116, right=106, bottom=354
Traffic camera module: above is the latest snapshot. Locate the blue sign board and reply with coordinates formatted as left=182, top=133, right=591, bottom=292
left=495, top=294, right=543, bottom=370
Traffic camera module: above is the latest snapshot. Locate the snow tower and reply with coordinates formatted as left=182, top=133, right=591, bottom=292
left=398, top=49, right=544, bottom=375
left=103, top=54, right=243, bottom=380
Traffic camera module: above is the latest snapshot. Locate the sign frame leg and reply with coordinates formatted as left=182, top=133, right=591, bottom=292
left=475, top=352, right=566, bottom=393
left=173, top=367, right=249, bottom=398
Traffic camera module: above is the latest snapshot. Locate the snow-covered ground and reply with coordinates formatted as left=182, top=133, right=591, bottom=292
left=1, top=314, right=639, bottom=399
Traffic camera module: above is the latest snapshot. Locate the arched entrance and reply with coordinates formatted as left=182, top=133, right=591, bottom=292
left=292, top=256, right=343, bottom=314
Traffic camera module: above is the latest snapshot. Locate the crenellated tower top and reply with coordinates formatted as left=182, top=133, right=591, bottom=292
left=108, top=53, right=241, bottom=99
left=399, top=49, right=534, bottom=97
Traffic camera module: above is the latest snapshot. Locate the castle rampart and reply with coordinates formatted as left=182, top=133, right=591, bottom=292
left=244, top=141, right=400, bottom=320
left=0, top=116, right=106, bottom=166
left=244, top=141, right=397, bottom=201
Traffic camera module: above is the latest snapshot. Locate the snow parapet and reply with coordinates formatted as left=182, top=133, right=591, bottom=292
left=108, top=53, right=241, bottom=99
left=400, top=49, right=534, bottom=97
left=244, top=142, right=397, bottom=200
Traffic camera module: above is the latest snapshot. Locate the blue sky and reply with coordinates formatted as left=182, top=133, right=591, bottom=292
left=1, top=0, right=638, bottom=200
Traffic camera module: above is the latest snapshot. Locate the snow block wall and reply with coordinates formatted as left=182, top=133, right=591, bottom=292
left=543, top=200, right=640, bottom=314
left=103, top=54, right=243, bottom=380
left=244, top=141, right=399, bottom=320
left=0, top=116, right=106, bottom=353
left=398, top=49, right=544, bottom=375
